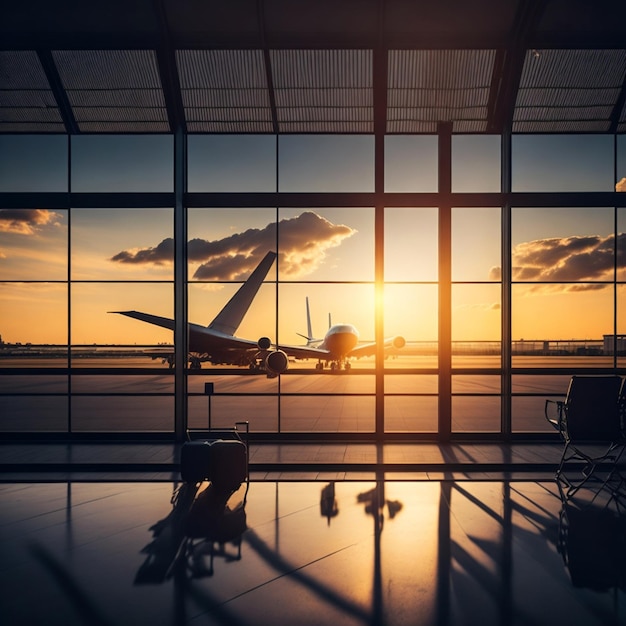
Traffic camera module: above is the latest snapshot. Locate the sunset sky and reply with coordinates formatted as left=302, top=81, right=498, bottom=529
left=1, top=133, right=625, bottom=346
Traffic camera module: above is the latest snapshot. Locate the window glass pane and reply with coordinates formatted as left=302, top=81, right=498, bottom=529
left=452, top=395, right=500, bottom=433
left=452, top=135, right=500, bottom=192
left=385, top=135, right=438, bottom=192
left=0, top=135, right=68, bottom=192
left=0, top=208, right=67, bottom=280
left=512, top=285, right=612, bottom=368
left=278, top=135, right=374, bottom=192
left=188, top=135, right=277, bottom=192
left=0, top=397, right=68, bottom=432
left=71, top=135, right=173, bottom=192
left=71, top=396, right=174, bottom=432
left=512, top=374, right=574, bottom=433
left=187, top=208, right=277, bottom=282
left=71, top=283, right=173, bottom=357
left=1, top=283, right=67, bottom=346
left=511, top=207, right=614, bottom=281
left=280, top=395, right=375, bottom=433
left=188, top=282, right=276, bottom=358
left=278, top=283, right=375, bottom=370
left=385, top=208, right=437, bottom=281
left=188, top=391, right=278, bottom=433
left=512, top=134, right=614, bottom=192
left=384, top=284, right=437, bottom=369
left=385, top=396, right=436, bottom=433
left=452, top=284, right=501, bottom=368
left=71, top=208, right=173, bottom=280
left=278, top=208, right=374, bottom=281
left=618, top=135, right=626, bottom=191
left=452, top=207, right=500, bottom=281
left=618, top=208, right=626, bottom=283
left=616, top=284, right=626, bottom=369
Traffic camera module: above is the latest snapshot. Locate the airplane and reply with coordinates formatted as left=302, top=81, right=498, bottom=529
left=111, top=251, right=289, bottom=377
left=111, top=251, right=405, bottom=375
left=289, top=296, right=406, bottom=371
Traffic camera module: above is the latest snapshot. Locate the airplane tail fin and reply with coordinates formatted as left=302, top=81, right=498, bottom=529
left=296, top=296, right=317, bottom=345
left=208, top=251, right=276, bottom=336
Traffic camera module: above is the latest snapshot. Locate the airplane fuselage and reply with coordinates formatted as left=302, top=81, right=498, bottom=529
left=318, top=324, right=359, bottom=359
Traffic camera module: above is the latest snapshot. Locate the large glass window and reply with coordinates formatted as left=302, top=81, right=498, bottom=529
left=0, top=135, right=68, bottom=192
left=188, top=135, right=277, bottom=192
left=278, top=135, right=374, bottom=192
left=2, top=130, right=625, bottom=439
left=71, top=135, right=173, bottom=192
left=512, top=135, right=614, bottom=192
left=511, top=207, right=615, bottom=369
left=384, top=207, right=438, bottom=432
left=452, top=135, right=501, bottom=192
left=385, top=136, right=438, bottom=192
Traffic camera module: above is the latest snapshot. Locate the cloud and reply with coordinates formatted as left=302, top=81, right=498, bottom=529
left=0, top=209, right=60, bottom=234
left=110, top=238, right=174, bottom=266
left=616, top=177, right=626, bottom=192
left=110, top=211, right=356, bottom=279
left=489, top=232, right=625, bottom=292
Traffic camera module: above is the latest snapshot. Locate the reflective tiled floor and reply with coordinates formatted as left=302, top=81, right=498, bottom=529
left=2, top=476, right=625, bottom=625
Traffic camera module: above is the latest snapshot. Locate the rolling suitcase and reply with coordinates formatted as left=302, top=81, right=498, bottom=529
left=208, top=439, right=248, bottom=493
left=180, top=438, right=248, bottom=491
left=180, top=440, right=212, bottom=483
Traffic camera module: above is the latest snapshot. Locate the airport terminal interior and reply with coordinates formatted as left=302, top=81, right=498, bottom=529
left=2, top=1, right=626, bottom=624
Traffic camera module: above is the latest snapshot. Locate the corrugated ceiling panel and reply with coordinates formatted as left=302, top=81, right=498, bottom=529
left=271, top=49, right=373, bottom=133
left=514, top=49, right=626, bottom=130
left=514, top=106, right=614, bottom=122
left=387, top=49, right=495, bottom=133
left=177, top=50, right=271, bottom=133
left=279, top=107, right=371, bottom=122
left=187, top=108, right=272, bottom=122
left=53, top=49, right=169, bottom=132
left=79, top=122, right=171, bottom=132
left=279, top=122, right=372, bottom=133
left=182, top=89, right=269, bottom=108
left=186, top=121, right=275, bottom=133
left=455, top=120, right=488, bottom=132
left=387, top=120, right=438, bottom=133
left=0, top=50, right=64, bottom=131
left=274, top=87, right=372, bottom=107
left=513, top=121, right=611, bottom=132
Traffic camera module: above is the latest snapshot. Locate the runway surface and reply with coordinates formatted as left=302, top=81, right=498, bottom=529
left=0, top=355, right=618, bottom=434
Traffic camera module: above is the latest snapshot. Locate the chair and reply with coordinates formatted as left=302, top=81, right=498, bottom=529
left=545, top=375, right=626, bottom=497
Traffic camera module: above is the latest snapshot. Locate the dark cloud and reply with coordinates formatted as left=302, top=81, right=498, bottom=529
left=110, top=238, right=174, bottom=266
left=109, top=211, right=356, bottom=279
left=489, top=232, right=626, bottom=291
left=0, top=209, right=60, bottom=234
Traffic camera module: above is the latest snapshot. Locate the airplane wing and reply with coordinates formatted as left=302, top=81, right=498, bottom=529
left=348, top=335, right=406, bottom=359
left=275, top=335, right=406, bottom=362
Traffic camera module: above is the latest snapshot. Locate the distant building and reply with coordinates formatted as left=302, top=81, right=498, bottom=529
left=603, top=335, right=626, bottom=355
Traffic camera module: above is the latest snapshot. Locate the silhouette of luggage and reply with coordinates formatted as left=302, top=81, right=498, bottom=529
left=181, top=439, right=247, bottom=492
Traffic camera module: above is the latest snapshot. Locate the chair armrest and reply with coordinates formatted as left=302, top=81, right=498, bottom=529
left=545, top=399, right=565, bottom=432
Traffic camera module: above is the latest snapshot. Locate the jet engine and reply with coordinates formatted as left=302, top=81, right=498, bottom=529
left=256, top=337, right=289, bottom=377
left=392, top=336, right=406, bottom=349
left=264, top=349, right=289, bottom=377
left=257, top=336, right=271, bottom=351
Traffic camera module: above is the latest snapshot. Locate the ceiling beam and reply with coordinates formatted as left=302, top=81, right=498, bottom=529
left=257, top=0, right=279, bottom=134
left=488, top=0, right=548, bottom=133
left=152, top=0, right=186, bottom=134
left=36, top=49, right=79, bottom=135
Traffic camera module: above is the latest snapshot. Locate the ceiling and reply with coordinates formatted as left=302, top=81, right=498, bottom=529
left=1, top=0, right=626, bottom=134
